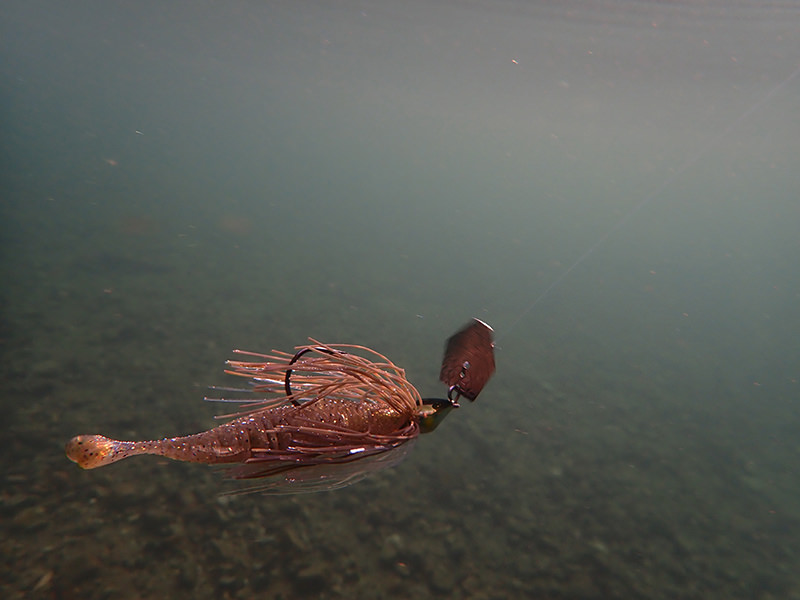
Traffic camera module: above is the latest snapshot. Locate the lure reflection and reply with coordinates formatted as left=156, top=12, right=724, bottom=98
left=66, top=319, right=495, bottom=493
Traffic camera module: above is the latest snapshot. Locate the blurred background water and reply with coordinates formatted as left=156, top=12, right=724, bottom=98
left=2, top=0, right=799, bottom=598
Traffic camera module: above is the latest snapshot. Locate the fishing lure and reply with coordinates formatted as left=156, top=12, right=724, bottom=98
left=65, top=319, right=495, bottom=492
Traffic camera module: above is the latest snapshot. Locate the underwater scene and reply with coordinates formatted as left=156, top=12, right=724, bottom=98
left=2, top=1, right=799, bottom=598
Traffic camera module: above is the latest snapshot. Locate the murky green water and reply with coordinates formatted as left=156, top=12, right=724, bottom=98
left=2, top=1, right=799, bottom=598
